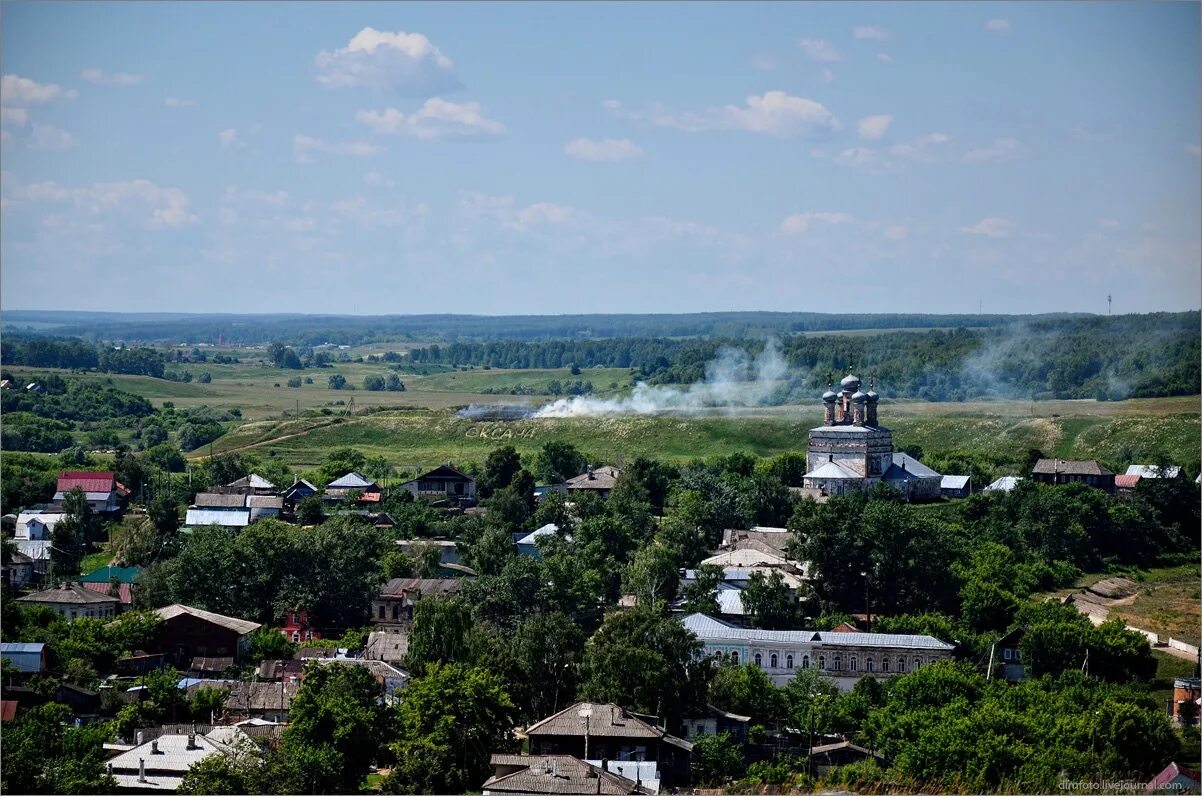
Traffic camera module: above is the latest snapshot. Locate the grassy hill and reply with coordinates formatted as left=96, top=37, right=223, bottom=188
left=204, top=399, right=1201, bottom=473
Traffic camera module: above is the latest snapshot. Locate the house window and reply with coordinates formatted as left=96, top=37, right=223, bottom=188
left=754, top=653, right=762, bottom=667
left=897, top=657, right=906, bottom=673
left=392, top=605, right=400, bottom=620
left=850, top=656, right=858, bottom=672
left=802, top=655, right=809, bottom=669
left=730, top=652, right=739, bottom=665
left=1015, top=649, right=1021, bottom=661
left=866, top=657, right=875, bottom=672
left=832, top=654, right=843, bottom=671
left=818, top=655, right=826, bottom=670
left=914, top=657, right=921, bottom=670
left=787, top=655, right=794, bottom=670
left=770, top=653, right=778, bottom=669
left=1003, top=648, right=1012, bottom=661
left=305, top=631, right=313, bottom=641
left=881, top=658, right=889, bottom=673
left=292, top=631, right=300, bottom=643
left=377, top=605, right=385, bottom=620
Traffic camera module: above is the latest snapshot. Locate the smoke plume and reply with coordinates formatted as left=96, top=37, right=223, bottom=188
left=534, top=338, right=794, bottom=418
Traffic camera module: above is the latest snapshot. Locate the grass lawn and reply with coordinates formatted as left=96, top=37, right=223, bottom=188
left=1111, top=575, right=1201, bottom=642
left=1149, top=649, right=1199, bottom=706
left=80, top=550, right=112, bottom=575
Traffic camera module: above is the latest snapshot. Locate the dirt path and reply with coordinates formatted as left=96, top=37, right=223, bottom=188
left=185, top=418, right=347, bottom=458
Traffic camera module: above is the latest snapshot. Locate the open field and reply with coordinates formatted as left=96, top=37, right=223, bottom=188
left=8, top=364, right=1198, bottom=468
left=1111, top=575, right=1201, bottom=642
left=200, top=401, right=1202, bottom=473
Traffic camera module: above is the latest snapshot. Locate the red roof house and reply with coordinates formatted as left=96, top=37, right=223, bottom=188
left=54, top=472, right=127, bottom=513
left=1146, top=762, right=1201, bottom=794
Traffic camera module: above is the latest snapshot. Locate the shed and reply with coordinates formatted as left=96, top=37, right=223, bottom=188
left=1, top=642, right=48, bottom=674
left=940, top=475, right=972, bottom=499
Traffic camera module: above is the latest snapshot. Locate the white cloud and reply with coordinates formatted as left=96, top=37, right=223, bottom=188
left=460, top=191, right=589, bottom=233
left=890, top=132, right=951, bottom=162
left=218, top=128, right=238, bottom=149
left=964, top=137, right=1025, bottom=163
left=853, top=26, right=889, bottom=40
left=363, top=171, right=395, bottom=187
left=165, top=97, right=198, bottom=108
left=876, top=53, right=893, bottom=64
left=781, top=211, right=856, bottom=235
left=614, top=91, right=838, bottom=138
left=986, top=19, right=1012, bottom=33
left=884, top=225, right=908, bottom=240
left=798, top=38, right=843, bottom=62
left=1186, top=143, right=1201, bottom=157
left=81, top=68, right=143, bottom=86
left=830, top=147, right=886, bottom=171
left=960, top=217, right=1013, bottom=238
left=564, top=137, right=644, bottom=162
left=28, top=124, right=78, bottom=151
left=1, top=74, right=78, bottom=105
left=315, top=27, right=460, bottom=96
left=1, top=107, right=28, bottom=127
left=857, top=114, right=893, bottom=140
left=355, top=98, right=504, bottom=140
left=10, top=176, right=199, bottom=228
left=293, top=134, right=383, bottom=163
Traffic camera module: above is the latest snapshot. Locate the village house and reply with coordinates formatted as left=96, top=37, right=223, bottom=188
left=565, top=466, right=622, bottom=500
left=77, top=564, right=140, bottom=609
left=186, top=493, right=251, bottom=529
left=323, top=472, right=382, bottom=504
left=1114, top=473, right=1142, bottom=496
left=281, top=478, right=318, bottom=507
left=277, top=610, right=321, bottom=644
left=1030, top=459, right=1116, bottom=494
left=53, top=471, right=128, bottom=515
left=3, top=550, right=35, bottom=589
left=1125, top=464, right=1182, bottom=479
left=16, top=582, right=120, bottom=620
left=805, top=741, right=887, bottom=775
left=13, top=539, right=51, bottom=584
left=15, top=510, right=61, bottom=540
left=226, top=681, right=300, bottom=723
left=983, top=475, right=1023, bottom=492
left=523, top=702, right=693, bottom=789
left=155, top=604, right=262, bottom=665
left=679, top=704, right=751, bottom=743
left=399, top=464, right=477, bottom=504
left=363, top=630, right=409, bottom=666
left=682, top=613, right=956, bottom=689
left=940, top=475, right=972, bottom=499
left=514, top=523, right=566, bottom=558
left=105, top=727, right=255, bottom=792
left=311, top=658, right=410, bottom=703
left=994, top=627, right=1028, bottom=682
left=222, top=473, right=278, bottom=495
left=372, top=577, right=468, bottom=630
left=1146, top=762, right=1201, bottom=794
left=483, top=754, right=655, bottom=795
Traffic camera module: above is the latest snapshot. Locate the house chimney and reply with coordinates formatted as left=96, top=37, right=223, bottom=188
left=150, top=739, right=160, bottom=755
left=136, top=730, right=144, bottom=745
left=187, top=733, right=197, bottom=750
left=138, top=758, right=147, bottom=783
left=602, top=758, right=609, bottom=772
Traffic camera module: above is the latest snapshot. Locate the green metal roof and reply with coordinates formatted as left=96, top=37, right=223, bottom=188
left=78, top=565, right=141, bottom=584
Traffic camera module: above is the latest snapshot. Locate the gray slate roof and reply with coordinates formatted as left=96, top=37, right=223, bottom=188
left=1032, top=458, right=1113, bottom=476
left=681, top=613, right=955, bottom=651
left=192, top=493, right=248, bottom=509
left=485, top=755, right=652, bottom=794
left=17, top=582, right=120, bottom=605
left=155, top=604, right=261, bottom=636
left=884, top=452, right=941, bottom=480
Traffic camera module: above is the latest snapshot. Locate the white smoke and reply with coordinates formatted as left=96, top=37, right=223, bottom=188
left=534, top=338, right=794, bottom=418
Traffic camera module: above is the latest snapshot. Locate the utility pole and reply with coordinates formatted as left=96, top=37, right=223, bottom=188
left=1107, top=294, right=1112, bottom=316
left=986, top=643, right=995, bottom=680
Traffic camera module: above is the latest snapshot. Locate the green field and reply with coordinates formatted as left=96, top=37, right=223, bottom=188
left=202, top=400, right=1201, bottom=473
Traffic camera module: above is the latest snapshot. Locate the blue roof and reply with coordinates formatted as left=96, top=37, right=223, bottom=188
left=1, top=642, right=46, bottom=653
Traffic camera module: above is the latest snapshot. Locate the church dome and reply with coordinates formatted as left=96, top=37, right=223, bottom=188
left=840, top=374, right=861, bottom=391
left=866, top=388, right=879, bottom=402
left=822, top=388, right=837, bottom=402
left=852, top=390, right=867, bottom=403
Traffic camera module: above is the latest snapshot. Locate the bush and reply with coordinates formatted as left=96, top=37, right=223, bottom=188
left=287, top=377, right=302, bottom=388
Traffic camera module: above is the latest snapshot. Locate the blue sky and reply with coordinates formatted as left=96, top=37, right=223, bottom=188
left=2, top=2, right=1198, bottom=315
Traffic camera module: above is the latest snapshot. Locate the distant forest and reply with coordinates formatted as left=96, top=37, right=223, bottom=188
left=409, top=313, right=1200, bottom=401
left=1, top=312, right=1197, bottom=401
left=5, top=310, right=1051, bottom=346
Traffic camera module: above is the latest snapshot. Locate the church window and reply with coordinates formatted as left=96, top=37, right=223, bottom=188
left=866, top=657, right=874, bottom=672
left=787, top=655, right=794, bottom=670
left=881, top=658, right=889, bottom=673
left=731, top=652, right=739, bottom=665
left=770, top=653, right=778, bottom=668
left=818, top=655, right=826, bottom=670
left=850, top=656, right=858, bottom=671
left=754, top=653, right=762, bottom=667
left=897, top=657, right=906, bottom=673
left=802, top=655, right=809, bottom=669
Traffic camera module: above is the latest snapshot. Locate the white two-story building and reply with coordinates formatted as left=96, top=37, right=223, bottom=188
left=682, top=613, right=956, bottom=690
